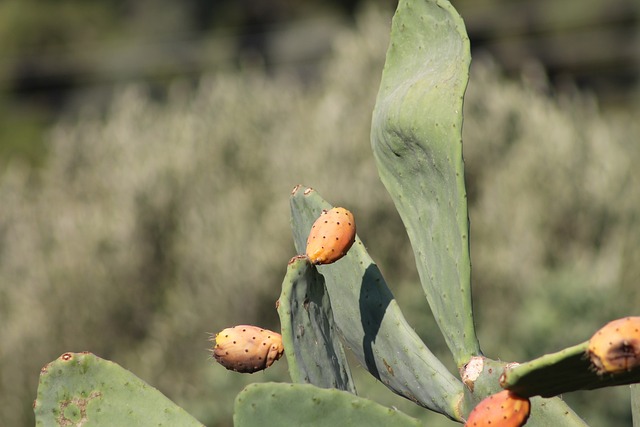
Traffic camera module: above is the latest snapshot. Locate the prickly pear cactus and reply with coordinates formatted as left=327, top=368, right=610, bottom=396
left=277, top=0, right=640, bottom=424
left=288, top=186, right=592, bottom=427
left=289, top=185, right=464, bottom=420
left=34, top=352, right=204, bottom=427
left=33, top=1, right=640, bottom=426
left=219, top=0, right=640, bottom=425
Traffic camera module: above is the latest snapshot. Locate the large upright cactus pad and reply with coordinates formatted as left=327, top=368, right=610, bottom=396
left=371, top=0, right=479, bottom=366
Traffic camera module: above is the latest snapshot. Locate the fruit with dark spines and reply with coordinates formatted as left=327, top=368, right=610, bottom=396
left=464, top=390, right=530, bottom=427
left=588, top=316, right=640, bottom=375
left=212, top=325, right=284, bottom=373
left=306, top=207, right=356, bottom=265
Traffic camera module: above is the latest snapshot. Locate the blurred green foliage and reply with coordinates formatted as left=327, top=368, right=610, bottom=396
left=1, top=3, right=640, bottom=427
left=1, top=0, right=638, bottom=170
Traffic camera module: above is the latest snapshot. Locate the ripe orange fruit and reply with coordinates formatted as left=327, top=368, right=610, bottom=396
left=465, top=390, right=530, bottom=427
left=588, top=316, right=640, bottom=374
left=211, top=325, right=284, bottom=373
left=305, top=207, right=356, bottom=265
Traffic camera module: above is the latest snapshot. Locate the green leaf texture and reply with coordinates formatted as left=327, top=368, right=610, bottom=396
left=234, top=382, right=423, bottom=427
left=277, top=255, right=356, bottom=392
left=371, top=0, right=479, bottom=366
left=34, top=352, right=204, bottom=427
left=290, top=185, right=463, bottom=420
left=501, top=341, right=640, bottom=398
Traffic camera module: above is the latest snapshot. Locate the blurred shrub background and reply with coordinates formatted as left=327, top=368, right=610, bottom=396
left=1, top=1, right=639, bottom=426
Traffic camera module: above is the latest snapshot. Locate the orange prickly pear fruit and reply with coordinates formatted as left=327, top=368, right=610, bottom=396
left=211, top=325, right=284, bottom=373
left=306, top=207, right=356, bottom=265
left=465, top=390, right=530, bottom=427
left=588, top=316, right=640, bottom=374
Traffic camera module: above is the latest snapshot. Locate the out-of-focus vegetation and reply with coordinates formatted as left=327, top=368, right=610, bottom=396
left=1, top=2, right=639, bottom=427
left=1, top=0, right=639, bottom=168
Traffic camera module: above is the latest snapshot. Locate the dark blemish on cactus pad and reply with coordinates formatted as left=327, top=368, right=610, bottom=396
left=383, top=358, right=395, bottom=376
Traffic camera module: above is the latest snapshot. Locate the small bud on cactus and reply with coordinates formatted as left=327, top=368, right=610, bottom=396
left=211, top=325, right=284, bottom=373
left=588, top=316, right=640, bottom=375
left=306, top=207, right=356, bottom=265
left=465, top=390, right=530, bottom=427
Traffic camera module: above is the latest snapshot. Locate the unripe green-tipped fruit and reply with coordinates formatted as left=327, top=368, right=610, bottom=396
left=211, top=325, right=284, bottom=373
left=465, top=390, right=530, bottom=427
left=588, top=316, right=640, bottom=374
left=306, top=207, right=356, bottom=265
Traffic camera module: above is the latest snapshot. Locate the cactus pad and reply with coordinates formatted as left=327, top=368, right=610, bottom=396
left=501, top=335, right=640, bottom=399
left=370, top=0, right=480, bottom=367
left=234, top=382, right=423, bottom=427
left=290, top=185, right=464, bottom=420
left=34, top=352, right=204, bottom=426
left=277, top=255, right=356, bottom=392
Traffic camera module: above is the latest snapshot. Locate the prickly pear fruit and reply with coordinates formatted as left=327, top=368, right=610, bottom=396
left=464, top=390, right=530, bottom=427
left=306, top=207, right=356, bottom=265
left=211, top=325, right=284, bottom=373
left=588, top=316, right=640, bottom=375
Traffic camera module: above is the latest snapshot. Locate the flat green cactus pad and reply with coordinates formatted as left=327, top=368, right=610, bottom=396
left=371, top=0, right=479, bottom=366
left=632, top=384, right=640, bottom=427
left=34, top=352, right=204, bottom=427
left=502, top=341, right=640, bottom=398
left=277, top=255, right=356, bottom=392
left=233, top=382, right=423, bottom=427
left=290, top=185, right=463, bottom=420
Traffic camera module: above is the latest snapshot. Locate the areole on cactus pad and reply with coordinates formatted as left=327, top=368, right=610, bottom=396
left=211, top=325, right=284, bottom=374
